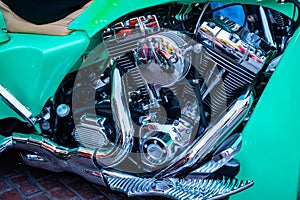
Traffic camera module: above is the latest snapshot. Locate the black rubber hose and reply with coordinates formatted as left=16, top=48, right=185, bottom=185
left=194, top=69, right=208, bottom=129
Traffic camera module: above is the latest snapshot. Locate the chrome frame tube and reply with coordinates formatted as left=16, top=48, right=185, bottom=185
left=259, top=6, right=276, bottom=48
left=194, top=2, right=211, bottom=35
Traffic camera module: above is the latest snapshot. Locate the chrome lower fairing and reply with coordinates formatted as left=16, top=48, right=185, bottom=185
left=11, top=133, right=107, bottom=185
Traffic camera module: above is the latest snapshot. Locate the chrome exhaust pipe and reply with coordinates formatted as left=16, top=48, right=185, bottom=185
left=94, top=66, right=134, bottom=167
left=155, top=87, right=254, bottom=178
left=12, top=133, right=107, bottom=186
left=11, top=65, right=134, bottom=179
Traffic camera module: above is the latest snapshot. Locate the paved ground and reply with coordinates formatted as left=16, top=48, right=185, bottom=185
left=0, top=149, right=165, bottom=200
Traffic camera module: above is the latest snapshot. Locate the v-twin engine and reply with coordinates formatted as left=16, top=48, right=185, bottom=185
left=0, top=2, right=288, bottom=199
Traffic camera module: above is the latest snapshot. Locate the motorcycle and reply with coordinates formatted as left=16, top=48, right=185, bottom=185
left=0, top=0, right=299, bottom=199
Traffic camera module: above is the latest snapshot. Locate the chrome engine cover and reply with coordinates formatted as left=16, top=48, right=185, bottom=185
left=74, top=114, right=111, bottom=150
left=136, top=31, right=191, bottom=87
left=139, top=120, right=190, bottom=168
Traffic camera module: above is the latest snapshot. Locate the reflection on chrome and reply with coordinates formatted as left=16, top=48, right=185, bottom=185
left=189, top=133, right=242, bottom=175
left=156, top=87, right=253, bottom=178
left=95, top=67, right=134, bottom=167
left=105, top=175, right=254, bottom=200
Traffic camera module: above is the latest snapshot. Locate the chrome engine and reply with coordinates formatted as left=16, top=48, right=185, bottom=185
left=1, top=2, right=293, bottom=199
left=69, top=10, right=275, bottom=172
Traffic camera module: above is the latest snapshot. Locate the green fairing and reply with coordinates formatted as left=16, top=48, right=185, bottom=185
left=232, top=28, right=300, bottom=200
left=69, top=0, right=295, bottom=38
left=0, top=0, right=299, bottom=199
left=0, top=32, right=89, bottom=118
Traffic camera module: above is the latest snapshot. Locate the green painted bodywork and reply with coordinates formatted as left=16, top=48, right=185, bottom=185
left=0, top=0, right=299, bottom=199
left=0, top=32, right=89, bottom=118
left=232, top=28, right=300, bottom=200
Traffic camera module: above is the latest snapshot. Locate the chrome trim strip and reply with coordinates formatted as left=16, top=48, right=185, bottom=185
left=213, top=133, right=242, bottom=162
left=0, top=136, right=12, bottom=154
left=0, top=84, right=37, bottom=124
